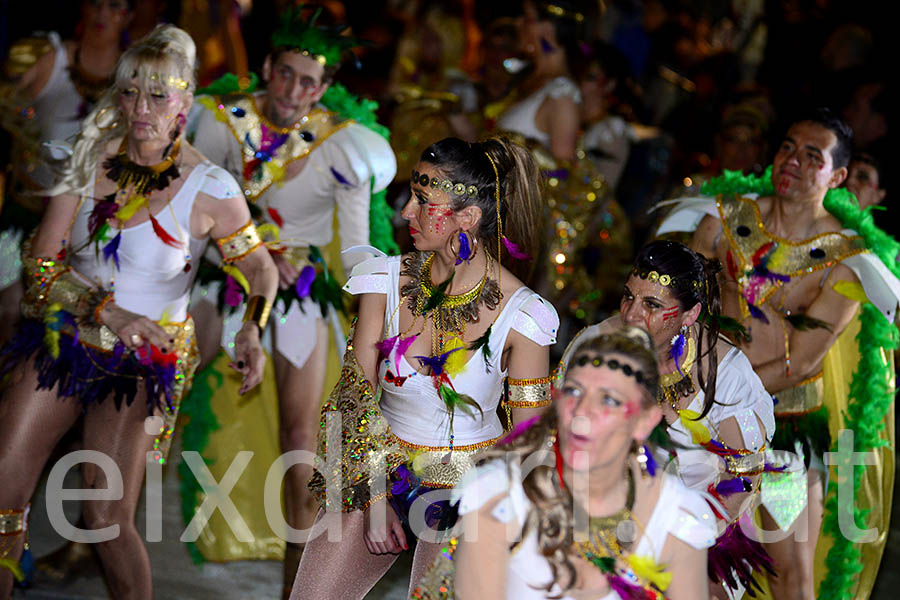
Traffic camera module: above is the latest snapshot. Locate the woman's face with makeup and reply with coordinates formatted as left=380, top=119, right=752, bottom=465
left=556, top=353, right=650, bottom=471
left=401, top=162, right=463, bottom=251
left=620, top=275, right=687, bottom=356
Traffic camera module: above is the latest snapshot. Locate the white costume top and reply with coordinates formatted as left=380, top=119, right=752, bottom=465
left=453, top=457, right=717, bottom=600
left=496, top=76, right=581, bottom=149
left=189, top=94, right=396, bottom=273
left=665, top=347, right=775, bottom=496
left=344, top=253, right=559, bottom=446
left=69, top=162, right=241, bottom=322
left=29, top=33, right=90, bottom=189
left=582, top=115, right=634, bottom=190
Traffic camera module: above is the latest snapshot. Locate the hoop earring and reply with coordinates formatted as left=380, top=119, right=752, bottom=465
left=454, top=230, right=474, bottom=265
left=635, top=442, right=655, bottom=478
left=94, top=106, right=120, bottom=131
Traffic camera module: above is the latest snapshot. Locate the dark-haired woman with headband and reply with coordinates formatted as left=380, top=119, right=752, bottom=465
left=291, top=136, right=559, bottom=598
left=582, top=240, right=776, bottom=598
left=435, top=326, right=716, bottom=599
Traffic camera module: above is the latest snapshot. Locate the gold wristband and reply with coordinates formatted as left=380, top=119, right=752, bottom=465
left=216, top=220, right=263, bottom=263
left=508, top=376, right=553, bottom=386
left=725, top=447, right=767, bottom=476
left=0, top=505, right=29, bottom=535
left=242, top=295, right=272, bottom=330
left=507, top=380, right=552, bottom=408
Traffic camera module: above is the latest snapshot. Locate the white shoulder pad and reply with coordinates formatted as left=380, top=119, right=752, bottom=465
left=545, top=76, right=581, bottom=103
left=841, top=252, right=900, bottom=322
left=665, top=477, right=718, bottom=550
left=199, top=164, right=242, bottom=200
left=511, top=293, right=559, bottom=347
left=334, top=123, right=397, bottom=193
left=654, top=195, right=720, bottom=235
left=343, top=253, right=394, bottom=296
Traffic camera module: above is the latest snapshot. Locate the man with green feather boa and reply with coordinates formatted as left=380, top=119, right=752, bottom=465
left=184, top=6, right=397, bottom=597
left=657, top=108, right=900, bottom=600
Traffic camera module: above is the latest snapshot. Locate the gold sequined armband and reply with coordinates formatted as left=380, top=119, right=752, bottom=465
left=725, top=447, right=768, bottom=477
left=216, top=220, right=263, bottom=263
left=507, top=377, right=552, bottom=408
left=242, top=295, right=272, bottom=330
left=0, top=505, right=28, bottom=535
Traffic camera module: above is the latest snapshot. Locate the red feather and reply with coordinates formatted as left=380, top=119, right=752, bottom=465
left=751, top=241, right=773, bottom=266
left=726, top=250, right=738, bottom=279
left=267, top=207, right=284, bottom=228
left=149, top=214, right=182, bottom=248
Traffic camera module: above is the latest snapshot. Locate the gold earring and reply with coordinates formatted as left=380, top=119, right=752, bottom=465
left=94, top=106, right=120, bottom=132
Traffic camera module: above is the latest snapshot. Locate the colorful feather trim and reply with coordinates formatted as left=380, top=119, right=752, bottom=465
left=422, top=272, right=454, bottom=314
left=502, top=235, right=531, bottom=260
left=467, top=325, right=493, bottom=371
left=102, top=231, right=122, bottom=269
left=149, top=213, right=181, bottom=248
left=708, top=521, right=775, bottom=596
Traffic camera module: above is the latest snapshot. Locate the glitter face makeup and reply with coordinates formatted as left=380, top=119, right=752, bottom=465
left=662, top=306, right=679, bottom=321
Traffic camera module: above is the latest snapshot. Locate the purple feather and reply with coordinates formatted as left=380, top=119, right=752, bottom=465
left=747, top=303, right=770, bottom=323
left=455, top=231, right=472, bottom=265
left=708, top=521, right=775, bottom=594
left=414, top=347, right=462, bottom=377
left=375, top=335, right=398, bottom=363
left=330, top=166, right=353, bottom=186
left=715, top=477, right=752, bottom=497
left=668, top=333, right=686, bottom=375
left=502, top=236, right=532, bottom=261
left=540, top=37, right=554, bottom=54
left=224, top=276, right=243, bottom=307
left=498, top=414, right=541, bottom=445
left=643, top=444, right=657, bottom=476
left=89, top=197, right=118, bottom=237
left=102, top=232, right=122, bottom=270
left=394, top=335, right=418, bottom=374
left=605, top=574, right=648, bottom=600
left=764, top=461, right=788, bottom=473
left=543, top=168, right=570, bottom=180
left=295, top=265, right=316, bottom=298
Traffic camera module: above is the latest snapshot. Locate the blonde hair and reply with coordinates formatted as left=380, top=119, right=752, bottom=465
left=49, top=25, right=197, bottom=197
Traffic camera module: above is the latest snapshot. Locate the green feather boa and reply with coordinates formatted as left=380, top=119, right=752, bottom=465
left=701, top=168, right=900, bottom=600
left=196, top=75, right=399, bottom=256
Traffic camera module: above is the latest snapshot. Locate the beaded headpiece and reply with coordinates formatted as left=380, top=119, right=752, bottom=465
left=542, top=2, right=585, bottom=23
left=631, top=268, right=703, bottom=291
left=573, top=353, right=646, bottom=384
left=411, top=170, right=479, bottom=198
left=270, top=5, right=361, bottom=67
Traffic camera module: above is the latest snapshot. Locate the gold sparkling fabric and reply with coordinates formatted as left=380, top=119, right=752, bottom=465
left=717, top=195, right=867, bottom=319
left=725, top=448, right=767, bottom=476
left=0, top=509, right=25, bottom=535
left=411, top=537, right=457, bottom=599
left=507, top=381, right=551, bottom=408
left=308, top=339, right=499, bottom=511
left=215, top=220, right=263, bottom=263
left=208, top=94, right=348, bottom=202
left=772, top=372, right=823, bottom=416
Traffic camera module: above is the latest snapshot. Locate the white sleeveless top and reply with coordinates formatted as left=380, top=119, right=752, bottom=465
left=665, top=347, right=775, bottom=496
left=69, top=162, right=241, bottom=322
left=496, top=77, right=581, bottom=149
left=344, top=254, right=559, bottom=447
left=454, top=457, right=717, bottom=600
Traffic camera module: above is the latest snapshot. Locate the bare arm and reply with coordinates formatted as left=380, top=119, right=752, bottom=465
left=690, top=214, right=723, bottom=260
left=662, top=534, right=710, bottom=600
left=753, top=265, right=860, bottom=393
left=538, top=95, right=579, bottom=163
left=715, top=415, right=766, bottom=520
left=506, top=329, right=552, bottom=425
left=353, top=291, right=388, bottom=387
left=455, top=498, right=512, bottom=600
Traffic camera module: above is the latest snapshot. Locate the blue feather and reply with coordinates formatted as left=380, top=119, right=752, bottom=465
left=102, top=232, right=122, bottom=270
left=330, top=166, right=353, bottom=186
left=668, top=332, right=686, bottom=375
left=414, top=347, right=462, bottom=377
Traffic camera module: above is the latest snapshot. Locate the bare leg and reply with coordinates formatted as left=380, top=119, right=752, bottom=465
left=762, top=468, right=824, bottom=600
left=274, top=318, right=328, bottom=597
left=0, top=280, right=23, bottom=346
left=191, top=297, right=224, bottom=372
left=79, top=393, right=160, bottom=600
left=0, top=364, right=81, bottom=596
left=408, top=539, right=444, bottom=596
left=291, top=510, right=399, bottom=600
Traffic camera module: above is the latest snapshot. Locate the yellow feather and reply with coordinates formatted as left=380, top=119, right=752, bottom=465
left=256, top=223, right=280, bottom=243
left=626, top=554, right=672, bottom=591
left=222, top=264, right=250, bottom=294
left=198, top=96, right=231, bottom=124
left=158, top=306, right=173, bottom=326
left=768, top=243, right=790, bottom=272
left=43, top=302, right=63, bottom=359
left=833, top=280, right=869, bottom=303
left=410, top=450, right=430, bottom=476
left=114, top=195, right=148, bottom=222
left=265, top=161, right=286, bottom=185
left=678, top=409, right=711, bottom=444
left=443, top=334, right=467, bottom=377
left=0, top=557, right=24, bottom=582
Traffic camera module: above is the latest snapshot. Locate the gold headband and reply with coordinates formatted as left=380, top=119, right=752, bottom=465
left=631, top=268, right=703, bottom=290
left=544, top=3, right=585, bottom=23
left=411, top=170, right=479, bottom=198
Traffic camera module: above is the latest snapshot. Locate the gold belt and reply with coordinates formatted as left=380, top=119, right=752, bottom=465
left=774, top=372, right=824, bottom=416
left=392, top=434, right=502, bottom=488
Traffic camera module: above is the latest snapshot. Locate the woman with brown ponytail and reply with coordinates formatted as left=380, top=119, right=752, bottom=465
left=583, top=240, right=777, bottom=598
left=290, top=136, right=560, bottom=599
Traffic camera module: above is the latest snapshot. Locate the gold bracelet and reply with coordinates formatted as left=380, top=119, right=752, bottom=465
left=216, top=220, right=263, bottom=263
left=0, top=504, right=29, bottom=535
left=508, top=375, right=553, bottom=386
left=507, top=380, right=552, bottom=408
left=242, top=295, right=272, bottom=330
left=360, top=492, right=392, bottom=512
left=91, top=293, right=115, bottom=326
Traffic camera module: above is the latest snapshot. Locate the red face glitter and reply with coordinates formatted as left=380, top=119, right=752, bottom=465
left=662, top=306, right=679, bottom=321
